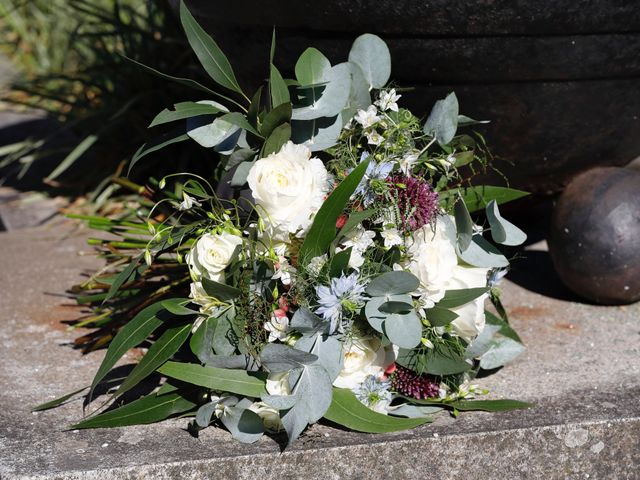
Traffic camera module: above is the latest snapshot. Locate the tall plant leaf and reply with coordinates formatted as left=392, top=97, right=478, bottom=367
left=157, top=362, right=267, bottom=398
left=72, top=391, right=196, bottom=429
left=114, top=323, right=192, bottom=399
left=149, top=101, right=225, bottom=128
left=298, top=157, right=370, bottom=265
left=324, top=388, right=431, bottom=433
left=179, top=1, right=244, bottom=96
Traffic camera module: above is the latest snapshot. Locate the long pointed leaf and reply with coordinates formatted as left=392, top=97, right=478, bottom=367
left=298, top=157, right=370, bottom=265
left=45, top=135, right=98, bottom=181
left=149, top=101, right=225, bottom=128
left=324, top=388, right=431, bottom=433
left=157, top=362, right=267, bottom=398
left=128, top=130, right=190, bottom=175
left=90, top=302, right=169, bottom=395
left=32, top=386, right=88, bottom=412
left=179, top=1, right=244, bottom=96
left=72, top=391, right=196, bottom=429
left=114, top=323, right=192, bottom=399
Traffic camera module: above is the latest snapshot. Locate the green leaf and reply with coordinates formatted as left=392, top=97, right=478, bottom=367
left=457, top=235, right=509, bottom=268
left=129, top=130, right=190, bottom=175
left=103, top=256, right=140, bottom=303
left=201, top=277, right=241, bottom=301
left=149, top=101, right=225, bottom=128
left=324, top=388, right=431, bottom=433
left=454, top=197, right=474, bottom=251
left=486, top=200, right=527, bottom=246
left=383, top=310, right=422, bottom=349
left=260, top=343, right=318, bottom=373
left=220, top=112, right=262, bottom=138
left=220, top=404, right=265, bottom=443
left=424, top=92, right=459, bottom=146
left=329, top=247, right=352, bottom=277
left=179, top=1, right=244, bottom=95
left=115, top=323, right=192, bottom=399
left=437, top=288, right=489, bottom=309
left=440, top=186, right=529, bottom=213
left=190, top=316, right=216, bottom=364
left=298, top=157, right=370, bottom=265
left=72, top=391, right=196, bottom=429
left=260, top=103, right=292, bottom=138
left=33, top=386, right=88, bottom=412
left=90, top=301, right=168, bottom=396
left=45, top=134, right=98, bottom=181
left=479, top=337, right=526, bottom=370
left=262, top=122, right=291, bottom=156
left=295, top=47, right=332, bottom=85
left=291, top=114, right=343, bottom=151
left=336, top=209, right=376, bottom=240
left=366, top=271, right=419, bottom=296
left=485, top=311, right=522, bottom=343
left=161, top=299, right=199, bottom=316
left=269, top=63, right=290, bottom=108
left=291, top=63, right=351, bottom=120
left=157, top=362, right=267, bottom=397
left=423, top=306, right=459, bottom=327
left=458, top=114, right=490, bottom=127
left=347, top=34, right=391, bottom=89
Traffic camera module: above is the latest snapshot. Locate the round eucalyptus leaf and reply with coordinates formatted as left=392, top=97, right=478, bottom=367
left=366, top=271, right=420, bottom=296
left=295, top=47, right=331, bottom=85
left=348, top=33, right=391, bottom=89
left=187, top=116, right=239, bottom=148
left=383, top=310, right=422, bottom=349
left=291, top=63, right=351, bottom=121
left=486, top=200, right=527, bottom=246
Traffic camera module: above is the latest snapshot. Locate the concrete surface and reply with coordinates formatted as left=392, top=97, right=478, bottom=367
left=0, top=220, right=639, bottom=479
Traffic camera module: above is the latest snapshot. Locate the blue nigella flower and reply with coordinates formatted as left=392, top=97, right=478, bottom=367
left=353, top=375, right=393, bottom=413
left=315, top=272, right=366, bottom=333
left=351, top=152, right=394, bottom=206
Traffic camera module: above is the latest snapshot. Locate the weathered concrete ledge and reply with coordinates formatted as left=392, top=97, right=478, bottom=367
left=1, top=220, right=639, bottom=479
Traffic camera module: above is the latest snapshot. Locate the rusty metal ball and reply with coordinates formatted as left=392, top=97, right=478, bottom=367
left=548, top=167, right=640, bottom=304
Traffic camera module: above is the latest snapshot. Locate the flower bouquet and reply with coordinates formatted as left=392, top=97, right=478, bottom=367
left=40, top=2, right=531, bottom=445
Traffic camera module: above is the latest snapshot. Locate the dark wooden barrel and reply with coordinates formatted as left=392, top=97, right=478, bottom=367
left=181, top=0, right=640, bottom=193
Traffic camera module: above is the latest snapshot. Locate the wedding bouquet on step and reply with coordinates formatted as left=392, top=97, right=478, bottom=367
left=39, top=2, right=531, bottom=446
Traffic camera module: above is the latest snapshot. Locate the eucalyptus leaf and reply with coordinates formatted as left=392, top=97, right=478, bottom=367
left=213, top=313, right=236, bottom=355
left=424, top=92, right=459, bottom=146
left=485, top=311, right=522, bottom=342
left=465, top=324, right=502, bottom=358
left=457, top=235, right=509, bottom=268
left=260, top=344, right=318, bottom=373
left=423, top=306, right=459, bottom=327
left=290, top=307, right=328, bottom=335
left=348, top=34, right=391, bottom=89
left=291, top=63, right=351, bottom=121
left=479, top=337, right=526, bottom=370
left=187, top=116, right=239, bottom=148
left=486, top=200, right=527, bottom=246
left=195, top=401, right=218, bottom=428
left=343, top=62, right=371, bottom=119
left=295, top=47, right=331, bottom=85
left=295, top=333, right=344, bottom=381
left=220, top=406, right=264, bottom=444
left=366, top=271, right=419, bottom=296
left=292, top=113, right=343, bottom=152
left=457, top=114, right=490, bottom=127
left=229, top=160, right=255, bottom=188
left=383, top=310, right=422, bottom=349
left=454, top=197, right=473, bottom=251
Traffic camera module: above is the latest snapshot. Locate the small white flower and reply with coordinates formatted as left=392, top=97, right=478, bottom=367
left=381, top=227, right=403, bottom=248
left=375, top=89, right=401, bottom=112
left=365, top=130, right=383, bottom=146
left=354, top=105, right=381, bottom=128
left=340, top=225, right=375, bottom=269
left=178, top=192, right=201, bottom=211
left=264, top=310, right=290, bottom=342
left=272, top=257, right=296, bottom=286
left=307, top=254, right=328, bottom=277
left=399, top=152, right=419, bottom=174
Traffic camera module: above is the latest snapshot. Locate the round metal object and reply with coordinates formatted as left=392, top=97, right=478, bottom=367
left=548, top=167, right=640, bottom=304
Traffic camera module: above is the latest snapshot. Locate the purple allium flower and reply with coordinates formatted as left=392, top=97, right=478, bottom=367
left=388, top=364, right=440, bottom=400
left=389, top=175, right=439, bottom=231
left=315, top=272, right=366, bottom=334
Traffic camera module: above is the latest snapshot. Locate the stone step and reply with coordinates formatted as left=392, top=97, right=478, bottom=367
left=0, top=220, right=638, bottom=479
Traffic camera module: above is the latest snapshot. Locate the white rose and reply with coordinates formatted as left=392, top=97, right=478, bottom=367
left=333, top=337, right=394, bottom=389
left=187, top=231, right=243, bottom=282
left=248, top=402, right=284, bottom=432
left=406, top=215, right=458, bottom=304
left=448, top=265, right=489, bottom=342
left=266, top=372, right=291, bottom=396
left=247, top=141, right=329, bottom=241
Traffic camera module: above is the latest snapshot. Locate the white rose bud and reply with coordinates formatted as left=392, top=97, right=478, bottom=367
left=248, top=402, right=284, bottom=433
left=448, top=265, right=489, bottom=341
left=247, top=141, right=329, bottom=242
left=187, top=231, right=243, bottom=282
left=266, top=372, right=291, bottom=396
left=333, top=337, right=394, bottom=389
